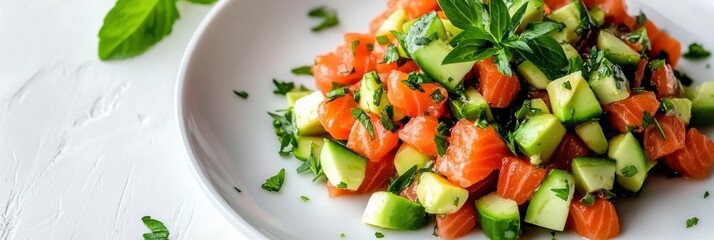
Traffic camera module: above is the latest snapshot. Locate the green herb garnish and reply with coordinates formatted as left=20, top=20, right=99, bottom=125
left=379, top=105, right=399, bottom=133
left=336, top=182, right=348, bottom=188
left=233, top=90, right=249, bottom=99
left=674, top=70, right=694, bottom=87
left=352, top=108, right=375, bottom=139
left=563, top=81, right=572, bottom=90
left=621, top=165, right=638, bottom=178
left=261, top=168, right=286, bottom=192
left=273, top=79, right=296, bottom=95
left=551, top=180, right=570, bottom=201
left=388, top=165, right=418, bottom=194
left=580, top=193, right=596, bottom=206
left=142, top=216, right=169, bottom=240
left=375, top=232, right=385, bottom=238
left=705, top=191, right=710, bottom=199
left=339, top=233, right=346, bottom=238
left=635, top=11, right=647, bottom=26
left=643, top=111, right=666, bottom=139
left=438, top=0, right=568, bottom=76
left=435, top=122, right=450, bottom=156
left=296, top=144, right=325, bottom=181
left=268, top=109, right=297, bottom=156
left=308, top=6, right=339, bottom=32
left=402, top=72, right=432, bottom=92
left=301, top=196, right=310, bottom=202
left=686, top=217, right=699, bottom=228
left=291, top=65, right=313, bottom=76
left=351, top=40, right=360, bottom=56
left=650, top=59, right=666, bottom=70
left=430, top=89, right=445, bottom=103
left=327, top=87, right=349, bottom=102
left=453, top=197, right=460, bottom=206
left=374, top=86, right=384, bottom=106
left=683, top=43, right=711, bottom=60
left=383, top=44, right=400, bottom=64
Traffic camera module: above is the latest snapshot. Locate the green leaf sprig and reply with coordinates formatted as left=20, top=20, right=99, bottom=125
left=438, top=0, right=568, bottom=76
left=142, top=216, right=169, bottom=240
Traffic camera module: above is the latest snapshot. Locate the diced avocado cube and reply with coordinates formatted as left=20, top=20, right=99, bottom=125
left=450, top=87, right=494, bottom=121
left=525, top=169, right=575, bottom=231
left=358, top=71, right=390, bottom=115
left=476, top=193, right=521, bottom=240
left=517, top=44, right=582, bottom=89
left=286, top=91, right=311, bottom=107
left=375, top=8, right=407, bottom=40
left=514, top=114, right=566, bottom=163
left=417, top=172, right=469, bottom=214
left=547, top=1, right=584, bottom=44
left=293, top=91, right=327, bottom=136
left=572, top=157, right=616, bottom=193
left=608, top=132, right=648, bottom=192
left=562, top=43, right=584, bottom=71
left=597, top=30, right=641, bottom=65
left=394, top=144, right=432, bottom=175
left=362, top=191, right=427, bottom=230
left=441, top=19, right=463, bottom=38
left=587, top=59, right=631, bottom=105
left=509, top=0, right=545, bottom=31
left=320, top=139, right=367, bottom=191
left=687, top=82, right=714, bottom=126
left=589, top=5, right=605, bottom=27
left=412, top=40, right=475, bottom=90
left=518, top=61, right=550, bottom=89
left=661, top=98, right=693, bottom=125
left=530, top=98, right=550, bottom=114
left=547, top=71, right=603, bottom=125
left=574, top=121, right=608, bottom=154
left=293, top=136, right=325, bottom=161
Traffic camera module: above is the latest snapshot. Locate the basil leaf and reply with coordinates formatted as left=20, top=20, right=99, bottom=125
left=352, top=108, right=375, bottom=139
left=520, top=22, right=564, bottom=40
left=488, top=0, right=510, bottom=41
left=379, top=105, right=399, bottom=133
left=580, top=193, right=596, bottom=206
left=98, top=0, right=179, bottom=60
left=550, top=180, right=570, bottom=201
left=261, top=168, right=286, bottom=192
left=437, top=0, right=483, bottom=29
left=388, top=165, right=418, bottom=194
left=142, top=216, right=169, bottom=240
left=506, top=2, right=529, bottom=36
left=518, top=35, right=568, bottom=72
left=451, top=27, right=493, bottom=45
left=443, top=46, right=498, bottom=64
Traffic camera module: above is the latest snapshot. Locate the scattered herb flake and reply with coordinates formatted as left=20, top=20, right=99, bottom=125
left=366, top=43, right=374, bottom=52
left=430, top=89, right=445, bottom=103
left=233, top=90, right=249, bottom=99
left=580, top=193, right=596, bottom=206
left=376, top=35, right=390, bottom=44
left=563, top=80, right=572, bottom=90
left=267, top=109, right=297, bottom=156
left=300, top=196, right=310, bottom=202
left=336, top=182, right=348, bottom=188
left=373, top=87, right=384, bottom=106
left=272, top=79, right=295, bottom=95
left=435, top=122, right=449, bottom=156
left=261, top=168, right=286, bottom=192
left=453, top=197, right=460, bottom=206
left=686, top=217, right=699, bottom=228
left=650, top=59, right=666, bottom=70
left=635, top=11, right=647, bottom=26
left=291, top=65, right=313, bottom=76
left=352, top=108, right=375, bottom=139
left=705, top=191, right=710, bottom=199
left=601, top=189, right=617, bottom=200
left=308, top=6, right=339, bottom=32
left=632, top=87, right=646, bottom=94
left=388, top=165, right=417, bottom=195
left=327, top=87, right=349, bottom=102
left=142, top=216, right=169, bottom=240
left=379, top=105, right=399, bottom=133
left=351, top=40, right=360, bottom=56
left=551, top=182, right=570, bottom=201
left=621, top=165, right=638, bottom=178
left=233, top=186, right=242, bottom=193
left=382, top=44, right=400, bottom=64
left=375, top=232, right=385, bottom=238
left=296, top=144, right=325, bottom=182
left=684, top=43, right=711, bottom=60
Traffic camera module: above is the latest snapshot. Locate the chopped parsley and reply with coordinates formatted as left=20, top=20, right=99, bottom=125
left=388, top=165, right=417, bottom=194
left=563, top=80, right=572, bottom=90
left=382, top=44, right=400, bottom=64
left=373, top=87, right=384, bottom=106
left=434, top=122, right=450, bottom=156
left=352, top=108, right=375, bottom=139
left=261, top=168, right=286, bottom=192
left=300, top=196, right=310, bottom=202
left=643, top=111, right=666, bottom=139
left=336, top=182, right=348, bottom=188
left=267, top=109, right=297, bottom=156
left=327, top=87, right=349, bottom=102
left=430, top=89, right=445, bottom=103
left=296, top=144, right=325, bottom=181
left=272, top=79, right=295, bottom=95
left=366, top=43, right=374, bottom=52
left=705, top=191, right=710, bottom=199
left=291, top=65, right=313, bottom=76
left=683, top=43, right=711, bottom=60
left=233, top=186, right=242, bottom=193
left=142, top=216, right=169, bottom=240
left=635, top=11, right=647, bottom=26
left=580, top=193, right=596, bottom=206
left=620, top=165, right=638, bottom=178
left=379, top=105, right=399, bottom=133
left=551, top=180, right=570, bottom=201
left=650, top=59, right=666, bottom=70
left=453, top=197, right=460, bottom=206
left=402, top=72, right=433, bottom=92
left=351, top=40, right=360, bottom=56
left=308, top=6, right=339, bottom=32
left=233, top=90, right=249, bottom=99
left=686, top=217, right=699, bottom=228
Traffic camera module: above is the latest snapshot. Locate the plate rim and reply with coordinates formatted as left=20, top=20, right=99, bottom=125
left=175, top=1, right=267, bottom=239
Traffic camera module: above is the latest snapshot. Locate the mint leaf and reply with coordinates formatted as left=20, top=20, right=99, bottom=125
left=443, top=46, right=498, bottom=65
left=326, top=87, right=349, bottom=102
left=388, top=165, right=418, bottom=194
left=382, top=44, right=400, bottom=64
left=98, top=0, right=179, bottom=60
left=233, top=90, right=249, bottom=99
left=261, top=168, right=286, bottom=192
left=300, top=196, right=310, bottom=202
left=352, top=108, right=375, bottom=139
left=437, top=0, right=483, bottom=29
left=142, top=216, right=169, bottom=240
left=650, top=59, right=665, bottom=70
left=267, top=109, right=297, bottom=156
left=375, top=232, right=385, bottom=238
left=488, top=0, right=510, bottom=41
left=308, top=6, right=339, bottom=32
left=273, top=79, right=295, bottom=95
left=494, top=49, right=512, bottom=76
left=435, top=122, right=450, bottom=156
left=683, top=43, right=711, bottom=60
left=686, top=217, right=699, bottom=228
left=506, top=2, right=528, bottom=36
left=580, top=193, right=596, bottom=206
left=520, top=22, right=564, bottom=40
left=379, top=105, right=399, bottom=133
left=551, top=180, right=570, bottom=201
left=517, top=36, right=568, bottom=74
left=430, top=89, right=445, bottom=103
left=336, top=182, right=348, bottom=188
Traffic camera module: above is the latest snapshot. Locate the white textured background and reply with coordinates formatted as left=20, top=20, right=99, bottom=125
left=0, top=1, right=244, bottom=239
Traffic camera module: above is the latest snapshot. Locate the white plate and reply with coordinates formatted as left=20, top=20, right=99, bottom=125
left=177, top=0, right=714, bottom=239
